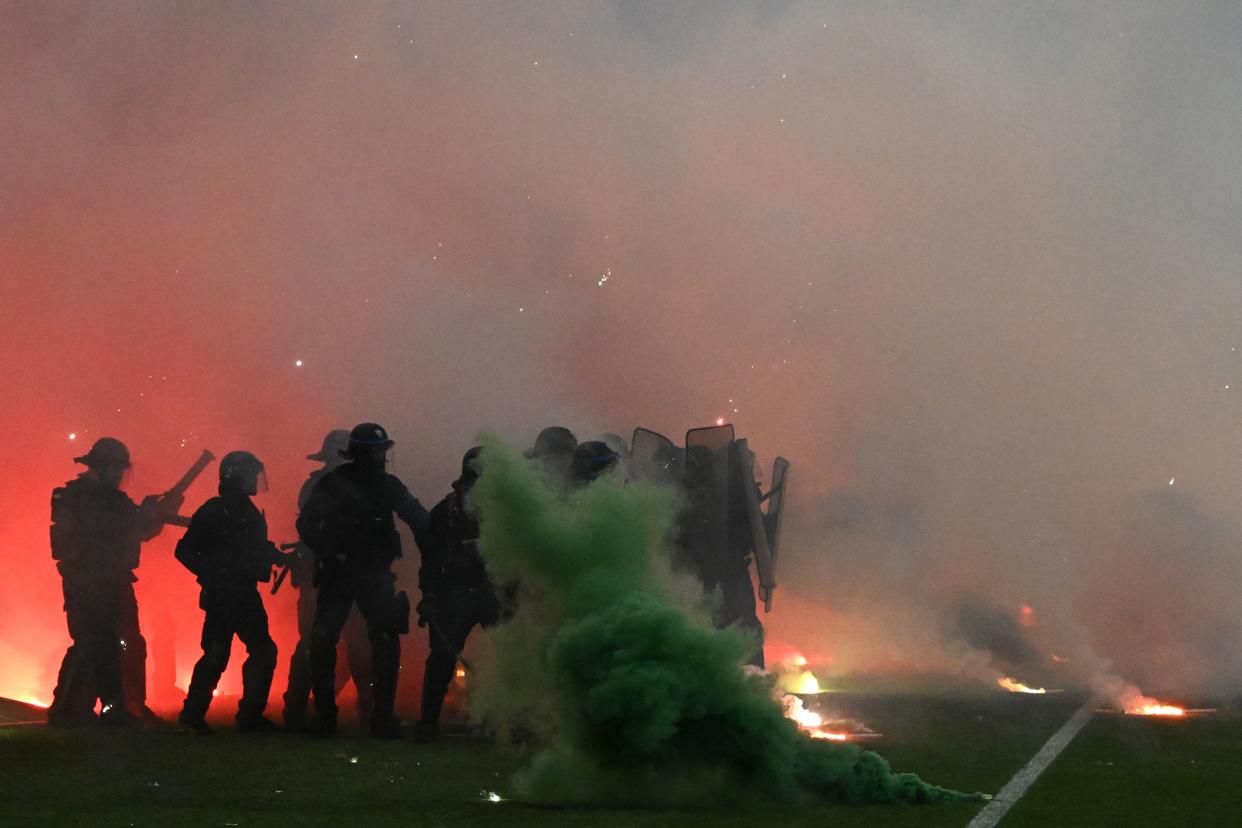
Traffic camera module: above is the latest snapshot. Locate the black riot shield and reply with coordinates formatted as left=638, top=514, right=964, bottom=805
left=683, top=425, right=736, bottom=591
left=630, top=428, right=682, bottom=486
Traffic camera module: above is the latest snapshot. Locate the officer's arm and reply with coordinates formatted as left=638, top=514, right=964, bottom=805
left=49, top=488, right=78, bottom=562
left=418, top=499, right=450, bottom=595
left=295, top=478, right=330, bottom=550
left=135, top=496, right=168, bottom=541
left=174, top=501, right=220, bottom=578
left=392, top=479, right=430, bottom=547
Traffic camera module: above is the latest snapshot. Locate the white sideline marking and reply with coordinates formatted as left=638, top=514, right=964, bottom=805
left=966, top=702, right=1094, bottom=828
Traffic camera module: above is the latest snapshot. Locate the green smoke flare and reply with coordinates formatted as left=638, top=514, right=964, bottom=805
left=469, top=436, right=977, bottom=805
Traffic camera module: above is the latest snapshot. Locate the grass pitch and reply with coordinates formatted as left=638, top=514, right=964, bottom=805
left=2, top=691, right=1237, bottom=827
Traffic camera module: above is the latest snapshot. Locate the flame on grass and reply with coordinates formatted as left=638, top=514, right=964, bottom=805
left=781, top=694, right=853, bottom=741
left=997, top=676, right=1047, bottom=694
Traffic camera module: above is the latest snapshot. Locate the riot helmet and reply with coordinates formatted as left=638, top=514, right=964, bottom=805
left=571, top=440, right=619, bottom=484
left=527, top=426, right=576, bottom=459
left=75, top=437, right=131, bottom=489
left=308, top=429, right=350, bottom=464
left=220, top=450, right=266, bottom=495
left=343, top=422, right=394, bottom=471
left=74, top=437, right=131, bottom=469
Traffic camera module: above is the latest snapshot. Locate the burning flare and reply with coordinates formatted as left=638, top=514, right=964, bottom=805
left=781, top=695, right=851, bottom=741
left=776, top=653, right=824, bottom=695
left=1124, top=696, right=1186, bottom=717
left=998, top=676, right=1047, bottom=695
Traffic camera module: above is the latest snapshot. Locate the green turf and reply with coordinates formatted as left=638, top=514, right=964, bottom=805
left=1002, top=706, right=1242, bottom=828
left=2, top=694, right=1230, bottom=827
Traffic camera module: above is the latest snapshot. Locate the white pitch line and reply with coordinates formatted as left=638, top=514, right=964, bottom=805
left=966, top=702, right=1094, bottom=828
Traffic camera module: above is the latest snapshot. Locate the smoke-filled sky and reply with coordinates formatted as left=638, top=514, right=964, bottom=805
left=3, top=1, right=1242, bottom=704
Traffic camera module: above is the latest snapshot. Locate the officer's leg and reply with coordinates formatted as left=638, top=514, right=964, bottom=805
left=282, top=585, right=316, bottom=726
left=309, top=579, right=353, bottom=719
left=420, top=596, right=476, bottom=729
left=235, top=591, right=278, bottom=725
left=181, top=593, right=234, bottom=722
left=353, top=570, right=401, bottom=727
left=49, top=576, right=96, bottom=725
left=342, top=608, right=373, bottom=723
left=117, top=580, right=149, bottom=716
left=87, top=582, right=126, bottom=721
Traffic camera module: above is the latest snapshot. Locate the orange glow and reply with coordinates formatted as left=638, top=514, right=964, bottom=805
left=998, top=676, right=1047, bottom=694
left=16, top=696, right=50, bottom=709
left=715, top=416, right=726, bottom=426
left=776, top=652, right=824, bottom=694
left=781, top=694, right=852, bottom=742
left=1126, top=700, right=1186, bottom=717
left=1019, top=604, right=1035, bottom=627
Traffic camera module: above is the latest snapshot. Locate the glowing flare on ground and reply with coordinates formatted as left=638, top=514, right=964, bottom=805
left=998, top=677, right=1047, bottom=694
left=1126, top=699, right=1186, bottom=717
left=781, top=695, right=852, bottom=742
left=16, top=696, right=50, bottom=708
left=775, top=652, right=824, bottom=695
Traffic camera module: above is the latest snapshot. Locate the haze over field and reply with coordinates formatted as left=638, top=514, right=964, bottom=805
left=3, top=1, right=1241, bottom=705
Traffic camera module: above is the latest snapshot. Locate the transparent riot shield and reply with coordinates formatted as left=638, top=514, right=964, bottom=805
left=763, top=457, right=790, bottom=569
left=736, top=439, right=776, bottom=612
left=630, top=428, right=682, bottom=487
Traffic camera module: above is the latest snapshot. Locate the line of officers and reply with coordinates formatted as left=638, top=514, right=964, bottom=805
left=47, top=423, right=616, bottom=739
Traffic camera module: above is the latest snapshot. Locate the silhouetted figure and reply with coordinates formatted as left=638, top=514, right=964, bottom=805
left=414, top=447, right=500, bottom=742
left=282, top=430, right=373, bottom=731
left=48, top=438, right=178, bottom=727
left=297, top=423, right=428, bottom=738
left=175, top=451, right=288, bottom=735
left=526, top=426, right=577, bottom=487
left=569, top=440, right=620, bottom=486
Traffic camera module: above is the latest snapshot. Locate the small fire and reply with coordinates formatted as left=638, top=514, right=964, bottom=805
left=715, top=416, right=726, bottom=426
left=998, top=676, right=1047, bottom=694
left=16, top=696, right=50, bottom=709
left=1125, top=698, right=1186, bottom=717
left=776, top=653, right=824, bottom=695
left=782, top=695, right=851, bottom=742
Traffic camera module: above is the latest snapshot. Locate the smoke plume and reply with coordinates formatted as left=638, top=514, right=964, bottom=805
left=468, top=438, right=975, bottom=804
left=3, top=2, right=1242, bottom=710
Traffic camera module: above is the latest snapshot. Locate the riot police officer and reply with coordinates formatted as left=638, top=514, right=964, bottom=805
left=175, top=451, right=288, bottom=735
left=47, top=438, right=179, bottom=727
left=282, top=430, right=373, bottom=731
left=414, top=447, right=500, bottom=741
left=296, top=423, right=428, bottom=738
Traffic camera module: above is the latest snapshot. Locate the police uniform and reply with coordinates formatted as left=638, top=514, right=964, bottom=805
left=48, top=471, right=165, bottom=725
left=416, top=450, right=499, bottom=735
left=176, top=472, right=284, bottom=731
left=296, top=424, right=427, bottom=735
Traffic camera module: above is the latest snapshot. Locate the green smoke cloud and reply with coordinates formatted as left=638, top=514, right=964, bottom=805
left=469, top=436, right=976, bottom=805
